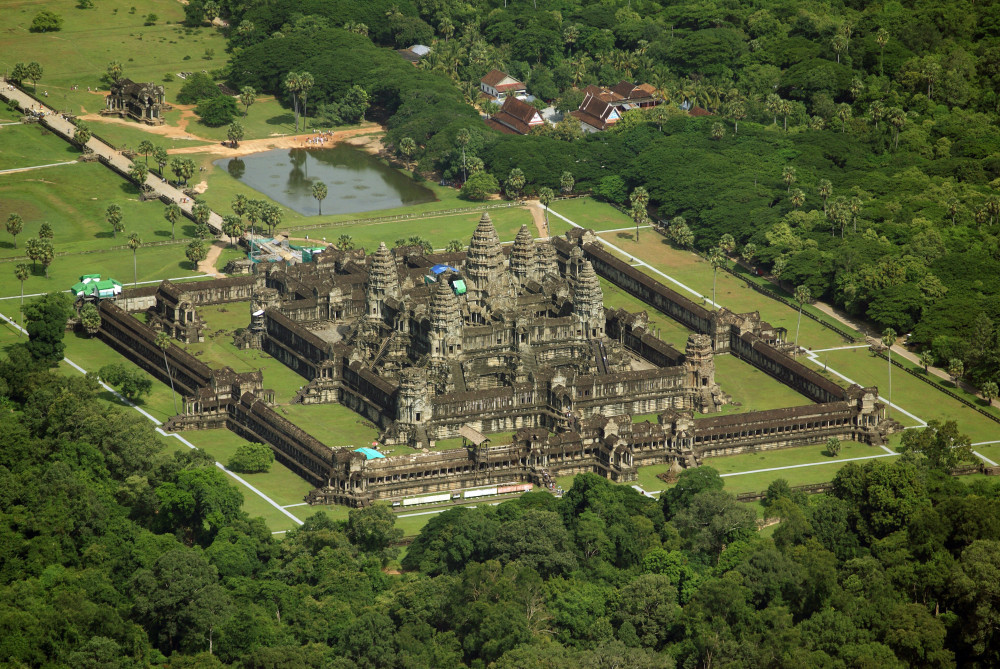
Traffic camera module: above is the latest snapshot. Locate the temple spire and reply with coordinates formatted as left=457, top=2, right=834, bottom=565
left=465, top=212, right=505, bottom=307
left=510, top=225, right=535, bottom=285
left=365, top=242, right=400, bottom=321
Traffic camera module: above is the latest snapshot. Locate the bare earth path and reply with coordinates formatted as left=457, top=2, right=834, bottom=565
left=165, top=124, right=382, bottom=158
left=523, top=199, right=549, bottom=238
left=198, top=240, right=228, bottom=277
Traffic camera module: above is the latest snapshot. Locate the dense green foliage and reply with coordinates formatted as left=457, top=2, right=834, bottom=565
left=219, top=0, right=1000, bottom=395
left=99, top=362, right=154, bottom=402
left=1, top=355, right=996, bottom=668
left=22, top=292, right=72, bottom=364
left=195, top=95, right=239, bottom=127
left=226, top=442, right=274, bottom=474
left=176, top=72, right=222, bottom=105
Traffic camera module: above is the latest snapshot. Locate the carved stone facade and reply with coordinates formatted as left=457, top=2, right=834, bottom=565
left=103, top=79, right=165, bottom=125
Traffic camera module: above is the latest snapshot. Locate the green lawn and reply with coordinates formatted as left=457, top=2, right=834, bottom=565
left=1, top=0, right=228, bottom=119
left=548, top=197, right=634, bottom=233
left=0, top=161, right=188, bottom=256
left=600, top=278, right=693, bottom=349
left=815, top=347, right=1000, bottom=443
left=596, top=232, right=851, bottom=351
left=277, top=403, right=380, bottom=449
left=0, top=123, right=84, bottom=170
left=711, top=353, right=819, bottom=413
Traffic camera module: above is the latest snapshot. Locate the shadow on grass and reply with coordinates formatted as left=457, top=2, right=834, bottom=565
left=154, top=230, right=172, bottom=237
left=616, top=232, right=636, bottom=241
left=265, top=113, right=295, bottom=127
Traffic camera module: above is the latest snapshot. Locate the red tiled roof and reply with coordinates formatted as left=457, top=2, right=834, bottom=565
left=571, top=109, right=609, bottom=131
left=499, top=96, right=541, bottom=125
left=688, top=106, right=712, bottom=116
left=485, top=118, right=520, bottom=135
left=481, top=69, right=522, bottom=88
left=495, top=81, right=525, bottom=92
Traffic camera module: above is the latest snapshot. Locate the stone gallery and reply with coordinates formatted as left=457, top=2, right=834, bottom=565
left=96, top=215, right=899, bottom=505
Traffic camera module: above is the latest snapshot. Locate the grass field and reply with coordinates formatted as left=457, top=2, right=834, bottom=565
left=813, top=347, right=1000, bottom=443
left=548, top=197, right=634, bottom=233
left=1, top=0, right=227, bottom=117
left=711, top=354, right=816, bottom=414
left=595, top=232, right=852, bottom=351
left=600, top=277, right=694, bottom=349
left=0, top=122, right=83, bottom=170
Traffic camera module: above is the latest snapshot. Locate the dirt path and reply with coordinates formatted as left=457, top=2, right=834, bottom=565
left=198, top=240, right=229, bottom=277
left=523, top=199, right=549, bottom=238
left=165, top=125, right=382, bottom=158
left=78, top=105, right=205, bottom=141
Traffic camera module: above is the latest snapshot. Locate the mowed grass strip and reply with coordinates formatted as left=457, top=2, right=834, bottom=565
left=596, top=233, right=850, bottom=351
left=710, top=354, right=821, bottom=414
left=814, top=347, right=1000, bottom=443
left=0, top=123, right=83, bottom=170
left=548, top=197, right=634, bottom=232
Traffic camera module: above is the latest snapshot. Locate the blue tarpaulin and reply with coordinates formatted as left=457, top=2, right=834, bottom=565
left=431, top=264, right=458, bottom=274
left=354, top=447, right=385, bottom=459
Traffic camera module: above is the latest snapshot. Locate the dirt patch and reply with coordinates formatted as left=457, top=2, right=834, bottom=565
left=166, top=125, right=383, bottom=158
left=190, top=180, right=208, bottom=194
left=523, top=199, right=549, bottom=238
left=198, top=240, right=228, bottom=277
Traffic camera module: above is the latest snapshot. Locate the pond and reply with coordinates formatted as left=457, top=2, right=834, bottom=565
left=215, top=145, right=436, bottom=216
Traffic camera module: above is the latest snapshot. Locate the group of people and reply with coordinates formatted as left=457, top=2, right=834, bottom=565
left=303, top=130, right=337, bottom=146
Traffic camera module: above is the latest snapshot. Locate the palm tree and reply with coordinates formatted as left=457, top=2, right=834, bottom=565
left=221, top=215, right=243, bottom=249
left=629, top=187, right=649, bottom=242
left=155, top=331, right=178, bottom=415
left=817, top=179, right=833, bottom=216
left=311, top=182, right=328, bottom=215
left=232, top=193, right=248, bottom=220
left=538, top=186, right=554, bottom=235
left=284, top=71, right=302, bottom=131
left=336, top=234, right=354, bottom=250
left=741, top=243, right=757, bottom=267
left=560, top=172, right=574, bottom=195
left=831, top=35, right=847, bottom=63
left=445, top=239, right=465, bottom=253
left=398, top=137, right=416, bottom=170
left=888, top=107, right=906, bottom=149
left=152, top=146, right=168, bottom=176
left=869, top=100, right=885, bottom=130
left=127, top=233, right=141, bottom=310
left=882, top=328, right=897, bottom=417
left=919, top=350, right=934, bottom=372
left=982, top=381, right=998, bottom=407
left=239, top=86, right=256, bottom=117
left=794, top=285, right=811, bottom=352
left=876, top=28, right=890, bottom=76
left=6, top=213, right=23, bottom=249
left=106, top=203, right=123, bottom=238
left=164, top=203, right=180, bottom=240
left=711, top=122, right=725, bottom=140
left=789, top=188, right=806, bottom=209
left=455, top=128, right=471, bottom=183
left=14, top=263, right=28, bottom=333
left=137, top=140, right=154, bottom=166
left=782, top=166, right=796, bottom=192
left=708, top=247, right=725, bottom=307
left=297, top=72, right=314, bottom=131
left=837, top=104, right=853, bottom=133
left=506, top=168, right=525, bottom=200
left=947, top=198, right=961, bottom=226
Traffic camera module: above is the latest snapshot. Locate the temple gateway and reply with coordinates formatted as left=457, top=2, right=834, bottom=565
left=103, top=79, right=165, bottom=125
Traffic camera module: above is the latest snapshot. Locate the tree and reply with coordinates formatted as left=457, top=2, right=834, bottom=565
left=311, top=182, right=328, bottom=216
left=337, top=234, right=354, bottom=251
left=25, top=238, right=41, bottom=271
left=876, top=28, right=890, bottom=76
left=782, top=165, right=796, bottom=192
left=129, top=162, right=149, bottom=190
left=36, top=239, right=54, bottom=278
left=152, top=331, right=179, bottom=415
left=191, top=202, right=211, bottom=229
left=708, top=247, right=725, bottom=308
left=164, top=203, right=181, bottom=240
left=226, top=121, right=244, bottom=148
left=196, top=96, right=239, bottom=127
left=135, top=140, right=154, bottom=167
left=629, top=187, right=649, bottom=242
left=239, top=86, right=256, bottom=117
left=662, top=465, right=723, bottom=520
left=152, top=146, right=169, bottom=176
left=710, top=121, right=725, bottom=140
left=221, top=216, right=243, bottom=249
left=73, top=126, right=91, bottom=151
left=99, top=363, right=153, bottom=402
left=260, top=204, right=282, bottom=236
left=982, top=381, right=998, bottom=407
left=900, top=420, right=975, bottom=471
left=231, top=194, right=247, bottom=221
left=23, top=292, right=73, bottom=364
left=347, top=505, right=403, bottom=564
left=741, top=242, right=757, bottom=265
left=789, top=188, right=806, bottom=209
left=794, top=285, right=811, bottom=352
left=826, top=437, right=841, bottom=457
left=919, top=350, right=934, bottom=372
left=560, top=171, right=575, bottom=195
left=719, top=233, right=736, bottom=255
left=297, top=72, right=314, bottom=131
left=127, top=233, right=142, bottom=298
left=673, top=489, right=756, bottom=562
left=831, top=34, right=847, bottom=63
left=14, top=263, right=29, bottom=330
left=186, top=239, right=208, bottom=268
left=837, top=104, right=853, bottom=133
left=30, top=11, right=62, bottom=33
left=506, top=168, right=526, bottom=200
left=817, top=179, right=832, bottom=216
left=948, top=357, right=964, bottom=385
left=445, top=239, right=464, bottom=252
left=455, top=128, right=471, bottom=183
left=106, top=60, right=124, bottom=84
left=460, top=172, right=500, bottom=201
left=79, top=302, right=101, bottom=336
left=284, top=71, right=302, bottom=131
left=883, top=327, right=897, bottom=417
left=538, top=187, right=554, bottom=235
left=667, top=217, right=694, bottom=248
left=6, top=213, right=23, bottom=249
left=398, top=137, right=416, bottom=170
left=38, top=222, right=53, bottom=241
left=227, top=442, right=274, bottom=473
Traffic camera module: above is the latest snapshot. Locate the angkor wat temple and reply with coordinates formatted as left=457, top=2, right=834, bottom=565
left=95, top=215, right=899, bottom=505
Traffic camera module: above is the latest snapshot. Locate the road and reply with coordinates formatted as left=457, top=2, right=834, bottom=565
left=0, top=78, right=228, bottom=238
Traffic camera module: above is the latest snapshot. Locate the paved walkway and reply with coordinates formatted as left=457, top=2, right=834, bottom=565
left=0, top=79, right=228, bottom=240
left=0, top=160, right=78, bottom=175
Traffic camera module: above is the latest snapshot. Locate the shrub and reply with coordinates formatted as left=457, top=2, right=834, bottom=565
left=99, top=363, right=153, bottom=402
left=227, top=442, right=274, bottom=473
left=29, top=10, right=63, bottom=32
left=176, top=72, right=220, bottom=104
left=460, top=172, right=500, bottom=201
left=195, top=95, right=238, bottom=127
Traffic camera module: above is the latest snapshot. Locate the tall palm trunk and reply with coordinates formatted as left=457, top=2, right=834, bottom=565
left=163, top=350, right=178, bottom=415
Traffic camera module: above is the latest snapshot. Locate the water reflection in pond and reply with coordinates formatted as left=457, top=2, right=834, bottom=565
left=215, top=145, right=436, bottom=216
